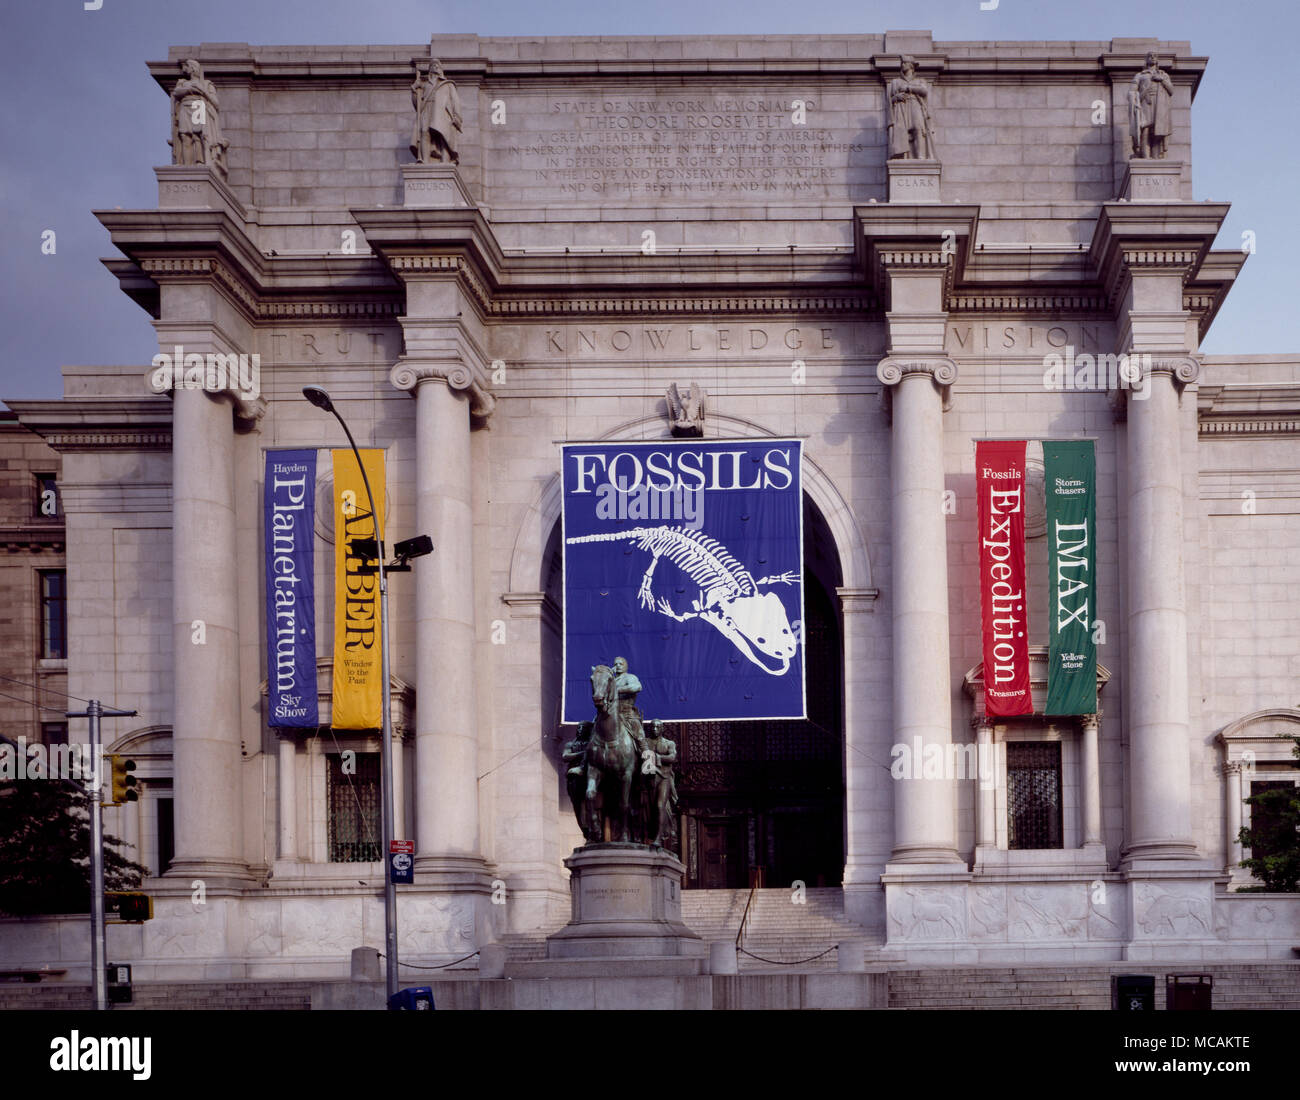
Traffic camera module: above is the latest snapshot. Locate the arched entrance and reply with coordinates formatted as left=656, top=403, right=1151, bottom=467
left=543, top=494, right=845, bottom=889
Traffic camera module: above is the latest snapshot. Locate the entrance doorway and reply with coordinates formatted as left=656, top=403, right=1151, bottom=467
left=675, top=497, right=845, bottom=889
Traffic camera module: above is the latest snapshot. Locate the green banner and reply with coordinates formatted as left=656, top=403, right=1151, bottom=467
left=1044, top=441, right=1096, bottom=715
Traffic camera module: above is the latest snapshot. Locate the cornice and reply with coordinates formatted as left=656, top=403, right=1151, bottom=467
left=488, top=291, right=876, bottom=318
left=947, top=291, right=1105, bottom=314
left=1088, top=201, right=1230, bottom=309
left=5, top=398, right=172, bottom=453
left=0, top=524, right=66, bottom=552
left=1198, top=381, right=1300, bottom=437
left=853, top=203, right=980, bottom=309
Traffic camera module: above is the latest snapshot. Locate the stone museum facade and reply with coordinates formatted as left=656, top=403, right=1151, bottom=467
left=4, top=30, right=1300, bottom=982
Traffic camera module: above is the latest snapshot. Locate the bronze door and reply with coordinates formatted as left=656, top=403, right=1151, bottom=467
left=699, top=819, right=746, bottom=889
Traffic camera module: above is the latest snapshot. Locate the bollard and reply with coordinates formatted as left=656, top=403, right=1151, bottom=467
left=351, top=946, right=382, bottom=982
left=837, top=941, right=866, bottom=972
left=478, top=942, right=507, bottom=979
left=709, top=940, right=738, bottom=975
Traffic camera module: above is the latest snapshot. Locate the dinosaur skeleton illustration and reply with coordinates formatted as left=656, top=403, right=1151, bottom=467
left=566, top=524, right=800, bottom=674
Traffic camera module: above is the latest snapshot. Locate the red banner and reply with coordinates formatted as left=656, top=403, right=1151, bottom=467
left=977, top=441, right=1033, bottom=716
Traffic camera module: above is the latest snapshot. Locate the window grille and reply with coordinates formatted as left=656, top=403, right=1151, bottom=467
left=327, top=751, right=381, bottom=862
left=1007, top=741, right=1063, bottom=849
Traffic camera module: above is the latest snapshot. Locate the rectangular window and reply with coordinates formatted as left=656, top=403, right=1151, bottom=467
left=34, top=473, right=61, bottom=518
left=39, top=570, right=67, bottom=659
left=327, top=752, right=381, bottom=862
left=1007, top=741, right=1063, bottom=849
left=157, top=798, right=174, bottom=875
left=41, top=722, right=68, bottom=745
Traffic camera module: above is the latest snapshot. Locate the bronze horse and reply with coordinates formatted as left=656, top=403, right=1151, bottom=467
left=583, top=664, right=638, bottom=843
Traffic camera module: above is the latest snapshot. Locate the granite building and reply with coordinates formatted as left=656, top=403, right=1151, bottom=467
left=4, top=30, right=1299, bottom=983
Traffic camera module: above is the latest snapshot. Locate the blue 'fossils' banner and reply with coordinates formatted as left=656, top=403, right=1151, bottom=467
left=561, top=439, right=804, bottom=723
left=265, top=449, right=317, bottom=727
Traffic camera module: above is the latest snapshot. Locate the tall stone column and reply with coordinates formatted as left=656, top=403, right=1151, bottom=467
left=390, top=363, right=490, bottom=885
left=278, top=736, right=297, bottom=861
left=391, top=728, right=407, bottom=842
left=1080, top=713, right=1103, bottom=848
left=1122, top=356, right=1199, bottom=861
left=165, top=385, right=252, bottom=883
left=839, top=586, right=888, bottom=928
left=973, top=716, right=996, bottom=849
left=1223, top=762, right=1243, bottom=874
left=877, top=357, right=962, bottom=866
left=1090, top=205, right=1228, bottom=875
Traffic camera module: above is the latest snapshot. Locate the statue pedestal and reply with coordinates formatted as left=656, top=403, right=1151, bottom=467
left=887, top=159, right=941, bottom=203
left=401, top=163, right=476, bottom=208
left=547, top=843, right=703, bottom=958
left=155, top=165, right=247, bottom=218
left=1119, top=159, right=1184, bottom=202
left=505, top=844, right=704, bottom=976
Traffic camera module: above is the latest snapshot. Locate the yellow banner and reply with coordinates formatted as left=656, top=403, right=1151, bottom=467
left=331, top=448, right=385, bottom=729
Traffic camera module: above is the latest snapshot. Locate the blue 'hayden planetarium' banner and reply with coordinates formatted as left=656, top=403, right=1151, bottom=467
left=562, top=439, right=804, bottom=723
left=264, top=450, right=318, bottom=727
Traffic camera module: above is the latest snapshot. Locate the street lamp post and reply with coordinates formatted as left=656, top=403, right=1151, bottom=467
left=302, top=385, right=399, bottom=1003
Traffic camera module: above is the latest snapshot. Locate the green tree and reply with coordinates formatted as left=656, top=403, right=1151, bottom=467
left=0, top=777, right=148, bottom=916
left=1236, top=735, right=1300, bottom=893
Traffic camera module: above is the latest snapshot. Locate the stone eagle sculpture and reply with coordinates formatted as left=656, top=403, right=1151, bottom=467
left=666, top=382, right=706, bottom=437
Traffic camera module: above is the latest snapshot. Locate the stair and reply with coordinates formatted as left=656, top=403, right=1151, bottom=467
left=683, top=887, right=876, bottom=972
left=495, top=888, right=874, bottom=971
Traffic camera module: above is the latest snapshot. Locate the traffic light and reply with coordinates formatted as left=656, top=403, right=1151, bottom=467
left=107, top=755, right=138, bottom=805
left=106, top=892, right=152, bottom=923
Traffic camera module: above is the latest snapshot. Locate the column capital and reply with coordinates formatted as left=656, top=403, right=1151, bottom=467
left=876, top=356, right=957, bottom=415
left=390, top=357, right=496, bottom=419
left=970, top=714, right=995, bottom=734
left=147, top=331, right=265, bottom=425
left=1222, top=760, right=1242, bottom=777
left=1079, top=712, right=1102, bottom=733
left=1145, top=354, right=1200, bottom=386
left=1111, top=354, right=1199, bottom=419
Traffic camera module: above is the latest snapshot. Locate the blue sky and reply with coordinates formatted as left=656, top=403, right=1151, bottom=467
left=2, top=0, right=1296, bottom=403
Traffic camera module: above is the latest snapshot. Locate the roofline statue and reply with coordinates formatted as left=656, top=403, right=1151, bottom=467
left=169, top=59, right=228, bottom=177
left=410, top=53, right=463, bottom=164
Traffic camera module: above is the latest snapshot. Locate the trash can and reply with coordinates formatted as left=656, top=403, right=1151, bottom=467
left=1166, top=973, right=1212, bottom=1010
left=388, top=986, right=435, bottom=1011
left=1112, top=974, right=1155, bottom=1011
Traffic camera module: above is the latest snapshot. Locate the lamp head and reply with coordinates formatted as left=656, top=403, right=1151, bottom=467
left=302, top=385, right=334, bottom=413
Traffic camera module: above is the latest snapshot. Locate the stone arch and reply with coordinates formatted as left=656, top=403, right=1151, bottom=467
left=506, top=412, right=873, bottom=597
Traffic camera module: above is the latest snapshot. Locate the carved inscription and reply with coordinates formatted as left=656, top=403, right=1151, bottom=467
left=503, top=93, right=875, bottom=199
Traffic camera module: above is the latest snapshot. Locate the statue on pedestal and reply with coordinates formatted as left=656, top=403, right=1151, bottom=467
left=170, top=59, right=228, bottom=177
left=410, top=55, right=463, bottom=164
left=567, top=658, right=681, bottom=849
left=887, top=55, right=936, bottom=161
left=1129, top=52, right=1173, bottom=159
